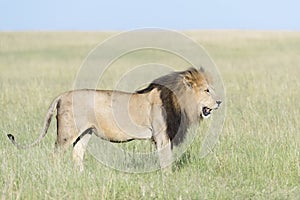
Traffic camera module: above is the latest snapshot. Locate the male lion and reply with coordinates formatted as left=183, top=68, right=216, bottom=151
left=8, top=68, right=221, bottom=171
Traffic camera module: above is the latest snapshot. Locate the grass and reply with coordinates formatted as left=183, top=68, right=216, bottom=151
left=0, top=31, right=300, bottom=199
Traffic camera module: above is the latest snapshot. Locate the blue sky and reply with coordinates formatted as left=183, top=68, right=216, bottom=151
left=0, top=0, right=299, bottom=31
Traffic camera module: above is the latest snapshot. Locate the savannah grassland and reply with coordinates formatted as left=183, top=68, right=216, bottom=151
left=0, top=31, right=299, bottom=199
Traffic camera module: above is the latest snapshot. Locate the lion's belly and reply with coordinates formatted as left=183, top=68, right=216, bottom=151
left=98, top=121, right=153, bottom=141
left=94, top=108, right=153, bottom=141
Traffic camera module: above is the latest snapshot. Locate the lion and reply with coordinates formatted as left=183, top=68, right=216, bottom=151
left=7, top=68, right=221, bottom=171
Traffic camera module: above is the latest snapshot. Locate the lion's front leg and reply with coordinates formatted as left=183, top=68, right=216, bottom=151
left=151, top=105, right=173, bottom=171
left=153, top=132, right=172, bottom=170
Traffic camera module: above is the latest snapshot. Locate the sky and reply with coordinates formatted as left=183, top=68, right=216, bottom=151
left=0, top=0, right=299, bottom=31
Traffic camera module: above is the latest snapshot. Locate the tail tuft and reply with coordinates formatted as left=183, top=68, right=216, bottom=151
left=7, top=134, right=15, bottom=142
left=6, top=95, right=60, bottom=149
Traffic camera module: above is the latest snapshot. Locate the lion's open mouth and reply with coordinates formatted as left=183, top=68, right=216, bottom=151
left=202, top=107, right=212, bottom=117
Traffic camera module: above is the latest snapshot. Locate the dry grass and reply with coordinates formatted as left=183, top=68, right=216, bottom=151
left=0, top=31, right=299, bottom=199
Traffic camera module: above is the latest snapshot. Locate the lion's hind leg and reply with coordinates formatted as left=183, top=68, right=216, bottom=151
left=72, top=128, right=94, bottom=172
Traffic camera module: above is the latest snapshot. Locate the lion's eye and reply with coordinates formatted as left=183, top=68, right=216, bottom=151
left=204, top=89, right=210, bottom=93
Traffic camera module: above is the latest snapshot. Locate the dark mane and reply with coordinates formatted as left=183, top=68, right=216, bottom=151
left=136, top=68, right=203, bottom=147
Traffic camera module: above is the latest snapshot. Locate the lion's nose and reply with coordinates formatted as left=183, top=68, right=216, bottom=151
left=216, top=100, right=222, bottom=106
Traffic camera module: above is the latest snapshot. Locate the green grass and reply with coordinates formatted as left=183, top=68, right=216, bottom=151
left=0, top=31, right=299, bottom=199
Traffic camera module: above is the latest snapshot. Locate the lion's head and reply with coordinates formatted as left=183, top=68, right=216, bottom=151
left=179, top=68, right=222, bottom=119
left=137, top=67, right=221, bottom=146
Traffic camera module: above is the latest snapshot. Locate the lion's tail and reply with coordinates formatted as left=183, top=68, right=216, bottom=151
left=7, top=95, right=61, bottom=149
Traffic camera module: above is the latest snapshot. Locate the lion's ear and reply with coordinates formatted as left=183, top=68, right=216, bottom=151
left=182, top=75, right=194, bottom=89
